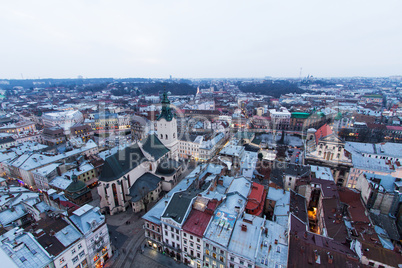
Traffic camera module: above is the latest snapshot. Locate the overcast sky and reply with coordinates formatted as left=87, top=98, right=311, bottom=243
left=0, top=0, right=401, bottom=79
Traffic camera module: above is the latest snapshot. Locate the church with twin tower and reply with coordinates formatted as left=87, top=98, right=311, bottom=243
left=97, top=91, right=182, bottom=215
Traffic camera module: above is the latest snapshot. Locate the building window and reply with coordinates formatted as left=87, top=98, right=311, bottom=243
left=72, top=256, right=79, bottom=263
left=79, top=251, right=85, bottom=258
left=213, top=253, right=217, bottom=259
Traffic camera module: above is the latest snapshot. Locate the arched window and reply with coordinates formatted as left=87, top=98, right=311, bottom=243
left=166, top=134, right=168, bottom=139
left=149, top=163, right=152, bottom=171
left=112, top=183, right=119, bottom=206
left=121, top=181, right=126, bottom=203
left=173, top=133, right=175, bottom=139
left=160, top=134, right=163, bottom=139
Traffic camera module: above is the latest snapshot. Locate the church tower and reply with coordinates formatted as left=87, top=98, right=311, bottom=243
left=156, top=91, right=178, bottom=160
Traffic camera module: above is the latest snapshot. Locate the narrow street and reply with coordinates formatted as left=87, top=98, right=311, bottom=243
left=100, top=161, right=196, bottom=268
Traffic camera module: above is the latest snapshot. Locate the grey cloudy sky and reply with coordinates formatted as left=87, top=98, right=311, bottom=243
left=1, top=0, right=401, bottom=79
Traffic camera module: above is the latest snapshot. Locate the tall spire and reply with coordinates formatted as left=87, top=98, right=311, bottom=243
left=157, top=88, right=175, bottom=121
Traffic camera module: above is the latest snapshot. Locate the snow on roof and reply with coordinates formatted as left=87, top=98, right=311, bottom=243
left=255, top=220, right=288, bottom=267
left=11, top=140, right=97, bottom=171
left=0, top=229, right=52, bottom=268
left=69, top=205, right=104, bottom=234
left=55, top=225, right=82, bottom=247
left=267, top=187, right=286, bottom=202
left=310, top=165, right=334, bottom=181
left=32, top=163, right=61, bottom=177
left=49, top=176, right=72, bottom=190
left=227, top=177, right=251, bottom=200
left=229, top=214, right=265, bottom=261
left=204, top=208, right=237, bottom=247
left=0, top=204, right=27, bottom=226
left=351, top=154, right=393, bottom=173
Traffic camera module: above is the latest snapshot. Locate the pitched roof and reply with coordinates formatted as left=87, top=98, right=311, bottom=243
left=162, top=184, right=205, bottom=225
left=245, top=182, right=265, bottom=212
left=99, top=142, right=145, bottom=182
left=182, top=208, right=213, bottom=238
left=141, top=134, right=169, bottom=161
left=129, top=173, right=161, bottom=202
left=314, top=124, right=333, bottom=143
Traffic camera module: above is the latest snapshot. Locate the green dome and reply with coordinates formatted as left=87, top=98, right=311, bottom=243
left=66, top=178, right=87, bottom=193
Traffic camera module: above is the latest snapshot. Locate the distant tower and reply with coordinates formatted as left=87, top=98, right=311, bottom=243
left=157, top=91, right=178, bottom=160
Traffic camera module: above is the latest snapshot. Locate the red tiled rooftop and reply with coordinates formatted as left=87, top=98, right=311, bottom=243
left=207, top=199, right=218, bottom=211
left=314, top=123, right=333, bottom=143
left=338, top=188, right=368, bottom=223
left=247, top=182, right=264, bottom=205
left=182, top=208, right=213, bottom=237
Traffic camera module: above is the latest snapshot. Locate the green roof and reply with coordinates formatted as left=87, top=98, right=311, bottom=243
left=66, top=180, right=87, bottom=193
left=100, top=143, right=145, bottom=182
left=334, top=112, right=342, bottom=120
left=129, top=173, right=162, bottom=202
left=362, top=94, right=382, bottom=98
left=157, top=91, right=175, bottom=121
left=141, top=134, right=170, bottom=161
left=291, top=112, right=310, bottom=119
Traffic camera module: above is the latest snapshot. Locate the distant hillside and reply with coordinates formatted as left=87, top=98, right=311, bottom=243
left=140, top=82, right=197, bottom=96
left=239, top=80, right=305, bottom=98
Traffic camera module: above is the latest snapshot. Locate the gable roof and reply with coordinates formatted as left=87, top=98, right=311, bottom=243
left=129, top=173, right=161, bottom=202
left=141, top=134, right=169, bottom=161
left=315, top=124, right=333, bottom=143
left=99, top=143, right=145, bottom=182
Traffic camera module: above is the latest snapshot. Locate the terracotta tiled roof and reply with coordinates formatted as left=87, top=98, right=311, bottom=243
left=314, top=123, right=333, bottom=143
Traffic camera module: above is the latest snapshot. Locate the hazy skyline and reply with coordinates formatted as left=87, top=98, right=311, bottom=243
left=1, top=0, right=401, bottom=79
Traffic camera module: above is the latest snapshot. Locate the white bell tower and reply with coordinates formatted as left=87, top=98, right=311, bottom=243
left=156, top=91, right=178, bottom=160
